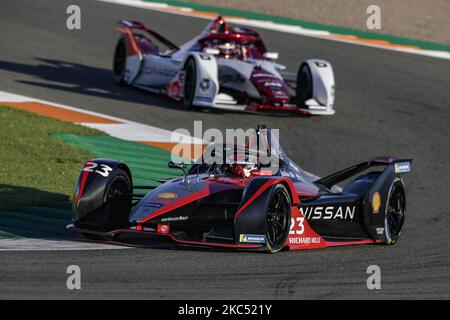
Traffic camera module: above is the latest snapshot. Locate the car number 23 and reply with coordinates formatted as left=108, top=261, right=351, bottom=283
left=82, top=162, right=113, bottom=177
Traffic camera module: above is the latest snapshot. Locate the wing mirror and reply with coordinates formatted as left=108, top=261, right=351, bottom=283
left=263, top=52, right=279, bottom=60
left=168, top=161, right=188, bottom=176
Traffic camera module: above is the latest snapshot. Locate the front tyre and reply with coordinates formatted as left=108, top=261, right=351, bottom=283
left=296, top=63, right=313, bottom=108
left=182, top=58, right=197, bottom=109
left=265, top=184, right=291, bottom=253
left=383, top=177, right=406, bottom=245
left=113, top=37, right=127, bottom=85
left=79, top=168, right=132, bottom=241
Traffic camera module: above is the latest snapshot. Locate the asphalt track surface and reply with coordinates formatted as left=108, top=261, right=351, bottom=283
left=1, top=0, right=450, bottom=299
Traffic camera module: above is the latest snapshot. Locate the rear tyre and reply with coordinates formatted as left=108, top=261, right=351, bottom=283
left=182, top=58, right=197, bottom=108
left=296, top=63, right=313, bottom=108
left=80, top=169, right=132, bottom=242
left=265, top=184, right=291, bottom=253
left=113, top=37, right=127, bottom=84
left=383, top=177, right=406, bottom=245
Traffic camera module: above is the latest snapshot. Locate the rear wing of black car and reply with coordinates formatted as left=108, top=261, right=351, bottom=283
left=315, top=157, right=412, bottom=189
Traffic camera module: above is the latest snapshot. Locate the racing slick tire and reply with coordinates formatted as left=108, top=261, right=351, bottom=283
left=382, top=177, right=406, bottom=245
left=296, top=63, right=313, bottom=109
left=113, top=37, right=127, bottom=85
left=81, top=168, right=132, bottom=241
left=182, top=58, right=197, bottom=109
left=265, top=184, right=292, bottom=253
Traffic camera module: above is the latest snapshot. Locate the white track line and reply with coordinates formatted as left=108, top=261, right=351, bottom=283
left=96, top=0, right=450, bottom=60
left=0, top=90, right=203, bottom=145
left=0, top=238, right=127, bottom=251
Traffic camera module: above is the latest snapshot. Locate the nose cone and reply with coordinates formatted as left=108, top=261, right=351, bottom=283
left=129, top=178, right=208, bottom=223
left=250, top=66, right=290, bottom=100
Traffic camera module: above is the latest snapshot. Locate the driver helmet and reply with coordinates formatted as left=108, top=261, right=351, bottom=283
left=214, top=42, right=239, bottom=58
left=233, top=154, right=258, bottom=178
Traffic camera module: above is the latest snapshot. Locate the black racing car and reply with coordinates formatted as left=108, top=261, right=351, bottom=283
left=68, top=125, right=411, bottom=253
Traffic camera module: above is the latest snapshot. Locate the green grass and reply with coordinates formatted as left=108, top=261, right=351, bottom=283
left=55, top=134, right=187, bottom=185
left=0, top=106, right=101, bottom=209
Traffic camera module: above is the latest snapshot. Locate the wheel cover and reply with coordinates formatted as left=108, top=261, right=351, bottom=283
left=183, top=64, right=195, bottom=105
left=387, top=184, right=406, bottom=237
left=297, top=65, right=312, bottom=106
left=105, top=177, right=131, bottom=231
left=107, top=179, right=128, bottom=203
left=114, top=43, right=125, bottom=78
left=267, top=191, right=290, bottom=247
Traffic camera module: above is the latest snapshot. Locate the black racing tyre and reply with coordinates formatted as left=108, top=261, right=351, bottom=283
left=113, top=37, right=127, bottom=84
left=383, top=177, right=406, bottom=245
left=265, top=184, right=291, bottom=253
left=182, top=58, right=197, bottom=108
left=81, top=169, right=132, bottom=242
left=296, top=63, right=313, bottom=108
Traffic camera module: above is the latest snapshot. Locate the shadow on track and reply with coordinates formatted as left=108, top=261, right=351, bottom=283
left=0, top=58, right=309, bottom=118
left=0, top=185, right=256, bottom=253
left=0, top=58, right=188, bottom=111
left=0, top=184, right=72, bottom=239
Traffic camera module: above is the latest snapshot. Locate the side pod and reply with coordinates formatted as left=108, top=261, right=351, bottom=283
left=233, top=177, right=299, bottom=243
left=316, top=157, right=412, bottom=241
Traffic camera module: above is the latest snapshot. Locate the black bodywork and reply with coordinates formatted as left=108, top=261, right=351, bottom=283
left=70, top=126, right=411, bottom=251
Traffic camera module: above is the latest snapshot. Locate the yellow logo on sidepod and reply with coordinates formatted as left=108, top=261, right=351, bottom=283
left=372, top=192, right=381, bottom=214
left=157, top=192, right=178, bottom=200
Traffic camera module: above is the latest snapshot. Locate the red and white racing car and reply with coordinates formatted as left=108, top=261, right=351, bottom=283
left=113, top=16, right=335, bottom=115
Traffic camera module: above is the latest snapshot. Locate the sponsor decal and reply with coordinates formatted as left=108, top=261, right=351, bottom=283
left=195, top=96, right=213, bottom=102
left=287, top=207, right=326, bottom=249
left=251, top=73, right=270, bottom=78
left=280, top=169, right=299, bottom=179
left=372, top=192, right=381, bottom=214
left=199, top=54, right=211, bottom=60
left=199, top=79, right=210, bottom=91
left=144, top=66, right=177, bottom=77
left=280, top=170, right=292, bottom=178
left=239, top=234, right=266, bottom=244
left=289, top=217, right=321, bottom=244
left=315, top=61, right=328, bottom=68
left=288, top=237, right=322, bottom=245
left=157, top=192, right=178, bottom=200
left=143, top=202, right=164, bottom=208
left=376, top=227, right=384, bottom=235
left=280, top=171, right=289, bottom=177
left=264, top=81, right=283, bottom=88
left=160, top=216, right=188, bottom=222
left=394, top=162, right=411, bottom=173
left=300, top=205, right=356, bottom=220
left=157, top=224, right=170, bottom=234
